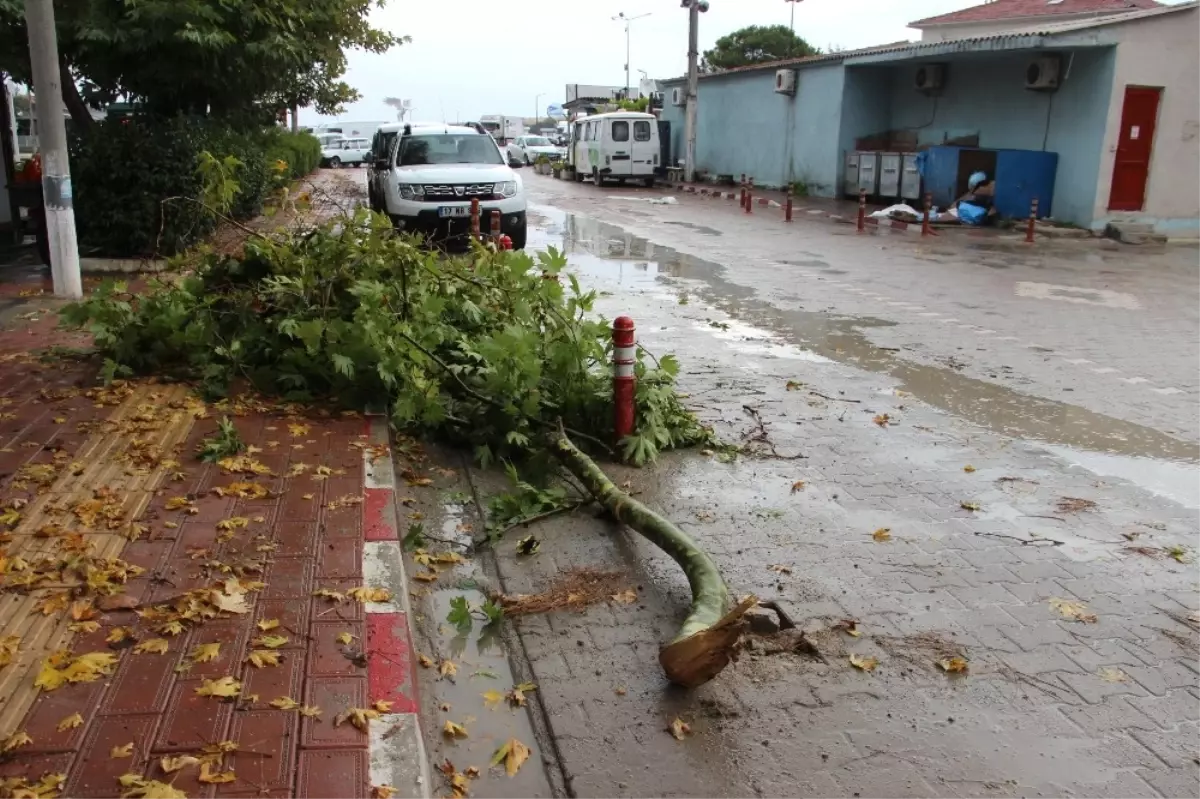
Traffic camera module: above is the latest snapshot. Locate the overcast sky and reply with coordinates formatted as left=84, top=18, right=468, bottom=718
left=298, top=0, right=1062, bottom=125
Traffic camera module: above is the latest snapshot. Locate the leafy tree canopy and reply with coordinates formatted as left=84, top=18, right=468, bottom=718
left=701, top=24, right=818, bottom=72
left=0, top=0, right=405, bottom=125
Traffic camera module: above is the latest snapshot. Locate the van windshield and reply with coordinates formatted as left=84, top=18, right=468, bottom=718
left=524, top=137, right=551, bottom=146
left=397, top=134, right=502, bottom=166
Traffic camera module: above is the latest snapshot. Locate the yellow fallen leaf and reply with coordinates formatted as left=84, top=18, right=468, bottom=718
left=669, top=718, right=691, bottom=740
left=288, top=423, right=311, bottom=437
left=57, top=712, right=84, bottom=731
left=215, top=516, right=250, bottom=532
left=190, top=643, right=221, bottom=663
left=443, top=720, right=469, bottom=738
left=372, top=699, right=393, bottom=713
left=121, top=777, right=187, bottom=798
left=418, top=654, right=435, bottom=668
left=790, top=480, right=806, bottom=493
left=196, top=676, right=242, bottom=698
left=439, top=659, right=457, bottom=678
left=490, top=738, right=531, bottom=777
left=313, top=588, right=346, bottom=603
left=938, top=657, right=970, bottom=673
left=158, top=620, right=186, bottom=637
left=165, top=497, right=192, bottom=511
left=768, top=564, right=792, bottom=575
left=482, top=690, right=505, bottom=709
left=246, top=650, right=281, bottom=668
left=615, top=686, right=627, bottom=696
left=413, top=572, right=439, bottom=583
left=960, top=501, right=981, bottom=512
left=336, top=632, right=355, bottom=645
left=270, top=697, right=300, bottom=710
left=134, top=638, right=170, bottom=655
left=1098, top=667, right=1129, bottom=683
left=302, top=493, right=315, bottom=500
left=611, top=589, right=638, bottom=604
left=963, top=465, right=976, bottom=473
left=198, top=762, right=236, bottom=784
left=70, top=620, right=101, bottom=634
left=257, top=618, right=280, bottom=631
left=336, top=707, right=381, bottom=731
left=873, top=414, right=890, bottom=427
left=2, top=731, right=32, bottom=752
left=164, top=521, right=179, bottom=529
left=372, top=785, right=396, bottom=799
left=0, top=634, right=20, bottom=667
left=1049, top=597, right=1098, bottom=624
left=872, top=527, right=892, bottom=542
left=111, top=742, right=135, bottom=758
left=160, top=755, right=201, bottom=773
left=849, top=653, right=879, bottom=672
left=299, top=705, right=322, bottom=718
left=347, top=586, right=391, bottom=603
left=252, top=635, right=288, bottom=649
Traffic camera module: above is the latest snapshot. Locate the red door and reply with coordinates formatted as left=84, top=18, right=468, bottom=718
left=1108, top=86, right=1161, bottom=211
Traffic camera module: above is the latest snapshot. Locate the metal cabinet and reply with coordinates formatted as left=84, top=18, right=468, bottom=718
left=857, top=151, right=879, bottom=195
left=879, top=153, right=902, bottom=198
left=922, top=146, right=1058, bottom=217
left=901, top=154, right=921, bottom=200
left=843, top=152, right=859, bottom=198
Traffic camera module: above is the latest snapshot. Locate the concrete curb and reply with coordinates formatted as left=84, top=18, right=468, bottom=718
left=79, top=257, right=169, bottom=273
left=362, top=412, right=431, bottom=799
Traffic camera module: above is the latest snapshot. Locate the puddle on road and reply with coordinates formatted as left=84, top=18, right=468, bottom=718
left=415, top=502, right=553, bottom=798
left=528, top=205, right=1199, bottom=500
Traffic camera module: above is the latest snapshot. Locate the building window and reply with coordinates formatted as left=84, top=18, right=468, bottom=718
left=634, top=121, right=651, bottom=142
left=612, top=121, right=629, bottom=142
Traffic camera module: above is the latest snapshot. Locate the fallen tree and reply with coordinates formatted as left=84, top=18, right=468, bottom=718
left=61, top=210, right=748, bottom=685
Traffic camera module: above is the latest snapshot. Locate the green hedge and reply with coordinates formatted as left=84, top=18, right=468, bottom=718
left=69, top=119, right=322, bottom=258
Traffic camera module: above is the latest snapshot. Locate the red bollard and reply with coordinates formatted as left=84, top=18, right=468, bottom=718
left=922, top=193, right=932, bottom=237
left=1026, top=197, right=1039, bottom=244
left=490, top=209, right=501, bottom=240
left=857, top=189, right=867, bottom=233
left=470, top=198, right=481, bottom=240
left=745, top=178, right=754, bottom=215
left=612, top=316, right=636, bottom=442
left=739, top=174, right=747, bottom=209
left=499, top=234, right=513, bottom=251
left=785, top=185, right=793, bottom=222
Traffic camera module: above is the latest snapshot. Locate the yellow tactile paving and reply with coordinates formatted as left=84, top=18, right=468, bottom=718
left=0, top=383, right=200, bottom=737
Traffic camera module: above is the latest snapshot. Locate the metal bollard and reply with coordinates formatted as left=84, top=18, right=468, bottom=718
left=740, top=174, right=747, bottom=209
left=857, top=189, right=866, bottom=233
left=785, top=185, right=793, bottom=223
left=745, top=177, right=753, bottom=215
left=1026, top=197, right=1039, bottom=244
left=490, top=209, right=501, bottom=240
left=470, top=198, right=481, bottom=240
left=922, top=193, right=932, bottom=237
left=612, top=316, right=636, bottom=442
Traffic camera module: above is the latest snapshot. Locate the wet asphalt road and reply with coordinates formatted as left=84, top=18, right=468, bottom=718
left=387, top=170, right=1199, bottom=798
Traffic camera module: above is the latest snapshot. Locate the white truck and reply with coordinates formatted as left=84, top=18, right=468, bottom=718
left=477, top=115, right=524, bottom=145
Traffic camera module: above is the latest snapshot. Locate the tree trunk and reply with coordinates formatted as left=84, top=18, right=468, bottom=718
left=57, top=55, right=93, bottom=132
left=550, top=431, right=756, bottom=688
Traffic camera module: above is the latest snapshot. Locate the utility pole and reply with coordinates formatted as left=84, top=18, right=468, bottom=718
left=24, top=0, right=81, bottom=298
left=786, top=0, right=805, bottom=57
left=535, top=93, right=543, bottom=129
left=613, top=12, right=651, bottom=101
left=682, top=1, right=708, bottom=183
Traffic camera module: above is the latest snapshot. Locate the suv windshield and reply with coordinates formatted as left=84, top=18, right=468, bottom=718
left=397, top=134, right=502, bottom=166
left=524, top=137, right=551, bottom=146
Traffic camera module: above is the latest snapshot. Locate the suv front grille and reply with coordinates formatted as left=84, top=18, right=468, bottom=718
left=419, top=184, right=496, bottom=202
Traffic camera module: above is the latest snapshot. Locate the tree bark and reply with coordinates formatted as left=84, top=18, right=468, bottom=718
left=57, top=55, right=92, bottom=132
left=550, top=431, right=756, bottom=688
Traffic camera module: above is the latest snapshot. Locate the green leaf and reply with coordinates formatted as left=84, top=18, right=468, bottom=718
left=402, top=523, right=425, bottom=551
left=481, top=600, right=504, bottom=626
left=447, top=596, right=473, bottom=632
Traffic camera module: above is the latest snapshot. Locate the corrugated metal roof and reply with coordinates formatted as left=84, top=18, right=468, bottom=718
left=654, top=1, right=1195, bottom=83
left=911, top=0, right=1161, bottom=29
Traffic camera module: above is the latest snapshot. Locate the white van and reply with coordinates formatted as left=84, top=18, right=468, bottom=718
left=568, top=112, right=659, bottom=187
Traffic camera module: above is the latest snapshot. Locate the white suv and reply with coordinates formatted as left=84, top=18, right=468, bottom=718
left=376, top=124, right=527, bottom=249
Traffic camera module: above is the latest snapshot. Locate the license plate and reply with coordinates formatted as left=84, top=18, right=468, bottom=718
left=438, top=206, right=470, bottom=218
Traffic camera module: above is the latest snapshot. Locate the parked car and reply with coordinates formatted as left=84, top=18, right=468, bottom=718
left=376, top=123, right=527, bottom=249
left=321, top=137, right=370, bottom=167
left=505, top=135, right=565, bottom=166
left=567, top=111, right=659, bottom=187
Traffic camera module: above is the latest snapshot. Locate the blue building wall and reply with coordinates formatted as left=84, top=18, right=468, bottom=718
left=658, top=93, right=685, bottom=168
left=883, top=48, right=1115, bottom=225
left=784, top=65, right=845, bottom=195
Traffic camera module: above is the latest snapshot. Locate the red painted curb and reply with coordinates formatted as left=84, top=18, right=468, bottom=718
left=366, top=613, right=419, bottom=714
left=363, top=488, right=394, bottom=542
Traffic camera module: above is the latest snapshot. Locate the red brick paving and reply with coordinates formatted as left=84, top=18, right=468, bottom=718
left=0, top=299, right=381, bottom=798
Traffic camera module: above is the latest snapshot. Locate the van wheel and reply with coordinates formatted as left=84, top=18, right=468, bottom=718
left=573, top=169, right=584, bottom=183
left=510, top=224, right=527, bottom=251
left=593, top=168, right=603, bottom=187
left=329, top=156, right=341, bottom=168
left=644, top=176, right=655, bottom=188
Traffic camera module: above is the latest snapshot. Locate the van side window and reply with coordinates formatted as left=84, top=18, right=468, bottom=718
left=634, top=121, right=651, bottom=142
left=612, top=121, right=629, bottom=142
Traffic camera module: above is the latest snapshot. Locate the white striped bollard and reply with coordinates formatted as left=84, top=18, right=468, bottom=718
left=613, top=316, right=636, bottom=442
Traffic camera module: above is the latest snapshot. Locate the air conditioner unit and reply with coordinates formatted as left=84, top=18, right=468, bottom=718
left=914, top=64, right=946, bottom=92
left=671, top=86, right=685, bottom=106
left=1025, top=55, right=1062, bottom=91
left=774, top=69, right=797, bottom=96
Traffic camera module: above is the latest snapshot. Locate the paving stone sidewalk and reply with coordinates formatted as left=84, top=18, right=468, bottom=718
left=0, top=299, right=424, bottom=799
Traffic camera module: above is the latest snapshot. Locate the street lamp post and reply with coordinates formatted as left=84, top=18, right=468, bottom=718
left=534, top=93, right=543, bottom=129
left=680, top=1, right=709, bottom=183
left=613, top=11, right=652, bottom=100
left=786, top=0, right=804, bottom=56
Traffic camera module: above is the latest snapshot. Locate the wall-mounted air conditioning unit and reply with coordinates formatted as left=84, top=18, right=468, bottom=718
left=914, top=64, right=945, bottom=93
left=774, top=69, right=797, bottom=96
left=671, top=87, right=685, bottom=106
left=1025, top=55, right=1062, bottom=91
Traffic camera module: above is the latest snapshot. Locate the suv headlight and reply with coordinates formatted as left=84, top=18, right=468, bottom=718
left=494, top=181, right=518, bottom=198
left=398, top=184, right=424, bottom=200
